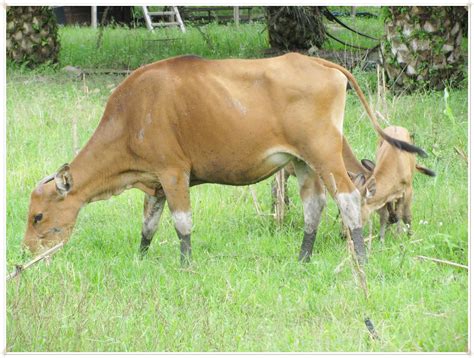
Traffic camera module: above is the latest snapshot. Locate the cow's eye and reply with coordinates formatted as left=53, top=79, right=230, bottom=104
left=33, top=213, right=43, bottom=224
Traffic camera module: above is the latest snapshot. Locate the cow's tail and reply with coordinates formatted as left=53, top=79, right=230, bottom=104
left=312, top=58, right=428, bottom=158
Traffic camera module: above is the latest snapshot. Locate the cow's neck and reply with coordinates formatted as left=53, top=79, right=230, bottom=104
left=68, top=125, right=141, bottom=204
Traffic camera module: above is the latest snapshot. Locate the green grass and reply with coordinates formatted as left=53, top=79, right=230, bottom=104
left=58, top=22, right=269, bottom=69
left=323, top=7, right=384, bottom=51
left=6, top=17, right=468, bottom=352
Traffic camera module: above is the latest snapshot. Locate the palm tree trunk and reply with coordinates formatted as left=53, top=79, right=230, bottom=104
left=381, top=6, right=465, bottom=92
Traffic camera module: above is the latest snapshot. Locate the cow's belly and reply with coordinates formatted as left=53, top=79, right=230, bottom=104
left=191, top=149, right=295, bottom=186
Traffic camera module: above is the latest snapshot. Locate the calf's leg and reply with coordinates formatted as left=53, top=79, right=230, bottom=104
left=401, top=188, right=413, bottom=236
left=293, top=160, right=326, bottom=262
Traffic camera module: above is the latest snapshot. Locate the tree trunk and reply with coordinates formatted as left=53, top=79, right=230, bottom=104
left=382, top=6, right=466, bottom=92
left=265, top=6, right=326, bottom=51
left=7, top=6, right=60, bottom=67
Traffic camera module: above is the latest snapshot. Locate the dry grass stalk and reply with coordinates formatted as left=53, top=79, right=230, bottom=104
left=72, top=114, right=79, bottom=155
left=248, top=186, right=263, bottom=216
left=274, top=169, right=286, bottom=226
left=334, top=255, right=351, bottom=274
left=6, top=242, right=64, bottom=281
left=416, top=255, right=468, bottom=270
left=375, top=110, right=391, bottom=127
left=328, top=172, right=338, bottom=196
left=82, top=72, right=88, bottom=94
left=367, top=218, right=373, bottom=255
left=348, top=239, right=369, bottom=300
left=454, top=146, right=468, bottom=164
left=334, top=237, right=377, bottom=274
left=376, top=64, right=381, bottom=109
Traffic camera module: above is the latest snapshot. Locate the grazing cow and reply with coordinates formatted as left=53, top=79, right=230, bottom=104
left=350, top=126, right=435, bottom=241
left=22, top=54, right=426, bottom=266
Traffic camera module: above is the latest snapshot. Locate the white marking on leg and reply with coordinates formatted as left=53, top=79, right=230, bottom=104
left=302, top=193, right=326, bottom=233
left=142, top=196, right=165, bottom=238
left=336, top=190, right=362, bottom=230
left=144, top=204, right=164, bottom=234
left=172, top=211, right=192, bottom=235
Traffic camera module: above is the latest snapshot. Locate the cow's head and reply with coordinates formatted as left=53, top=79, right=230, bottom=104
left=348, top=159, right=377, bottom=223
left=23, top=164, right=81, bottom=255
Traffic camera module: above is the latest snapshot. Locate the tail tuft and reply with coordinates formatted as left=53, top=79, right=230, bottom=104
left=384, top=136, right=428, bottom=158
left=416, top=165, right=436, bottom=177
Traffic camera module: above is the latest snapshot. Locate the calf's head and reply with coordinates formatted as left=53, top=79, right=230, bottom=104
left=23, top=164, right=81, bottom=255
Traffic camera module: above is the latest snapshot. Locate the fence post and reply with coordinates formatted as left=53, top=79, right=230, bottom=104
left=351, top=6, right=356, bottom=19
left=91, top=6, right=97, bottom=28
left=234, top=6, right=240, bottom=26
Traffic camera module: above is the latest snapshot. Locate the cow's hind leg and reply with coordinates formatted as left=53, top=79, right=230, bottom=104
left=160, top=169, right=193, bottom=266
left=293, top=160, right=326, bottom=262
left=140, top=193, right=166, bottom=255
left=297, top=138, right=366, bottom=265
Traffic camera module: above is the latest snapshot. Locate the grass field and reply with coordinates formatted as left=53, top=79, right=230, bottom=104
left=6, top=13, right=469, bottom=352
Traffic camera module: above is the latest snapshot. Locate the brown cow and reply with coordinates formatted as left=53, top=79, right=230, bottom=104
left=23, top=54, right=426, bottom=265
left=350, top=126, right=435, bottom=241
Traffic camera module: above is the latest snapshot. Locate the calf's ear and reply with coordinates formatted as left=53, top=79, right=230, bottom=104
left=361, top=159, right=376, bottom=172
left=349, top=173, right=366, bottom=193
left=354, top=173, right=366, bottom=187
left=365, top=177, right=376, bottom=198
left=55, top=164, right=73, bottom=196
left=347, top=171, right=357, bottom=181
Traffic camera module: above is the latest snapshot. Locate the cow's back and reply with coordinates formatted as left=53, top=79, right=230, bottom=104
left=104, top=54, right=348, bottom=185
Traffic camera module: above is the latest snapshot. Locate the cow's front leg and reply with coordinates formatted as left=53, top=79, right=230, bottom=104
left=140, top=193, right=166, bottom=255
left=160, top=169, right=193, bottom=266
left=293, top=160, right=326, bottom=262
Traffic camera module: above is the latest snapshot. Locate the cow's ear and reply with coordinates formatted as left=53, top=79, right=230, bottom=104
left=361, top=159, right=376, bottom=172
left=365, top=176, right=376, bottom=199
left=55, top=164, right=73, bottom=196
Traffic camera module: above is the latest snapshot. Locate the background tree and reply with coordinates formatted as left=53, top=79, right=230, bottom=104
left=265, top=6, right=326, bottom=51
left=7, top=6, right=60, bottom=67
left=382, top=6, right=466, bottom=92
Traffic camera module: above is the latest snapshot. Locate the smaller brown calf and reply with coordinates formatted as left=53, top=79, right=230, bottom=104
left=350, top=126, right=435, bottom=241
